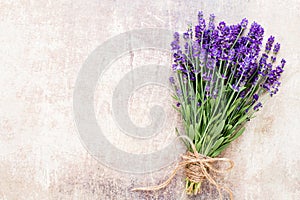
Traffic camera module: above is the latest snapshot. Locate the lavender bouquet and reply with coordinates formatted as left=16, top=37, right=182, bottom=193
left=170, top=12, right=286, bottom=196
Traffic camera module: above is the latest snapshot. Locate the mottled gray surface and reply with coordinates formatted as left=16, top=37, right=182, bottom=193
left=0, top=0, right=299, bottom=199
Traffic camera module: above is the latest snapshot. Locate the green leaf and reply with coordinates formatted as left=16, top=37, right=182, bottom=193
left=175, top=127, right=180, bottom=136
left=186, top=105, right=191, bottom=124
left=236, top=114, right=248, bottom=126
left=210, top=137, right=225, bottom=154
left=239, top=104, right=251, bottom=114
left=225, top=124, right=233, bottom=131
left=210, top=120, right=225, bottom=137
left=171, top=94, right=178, bottom=101
left=196, top=106, right=203, bottom=116
left=210, top=112, right=222, bottom=124
left=195, top=123, right=201, bottom=136
left=226, top=98, right=241, bottom=117
left=230, top=113, right=241, bottom=123
left=202, top=110, right=207, bottom=126
left=228, top=127, right=246, bottom=142
left=188, top=125, right=195, bottom=140
left=210, top=142, right=231, bottom=157
left=196, top=140, right=202, bottom=152
left=210, top=98, right=216, bottom=108
left=195, top=129, right=200, bottom=141
left=240, top=86, right=246, bottom=91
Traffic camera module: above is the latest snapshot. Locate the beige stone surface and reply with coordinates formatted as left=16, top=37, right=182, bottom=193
left=0, top=0, right=299, bottom=199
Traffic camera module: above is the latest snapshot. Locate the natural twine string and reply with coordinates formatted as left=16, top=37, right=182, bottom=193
left=131, top=137, right=234, bottom=200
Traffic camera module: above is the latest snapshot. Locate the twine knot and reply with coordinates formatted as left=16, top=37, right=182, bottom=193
left=132, top=138, right=234, bottom=200
left=183, top=151, right=208, bottom=183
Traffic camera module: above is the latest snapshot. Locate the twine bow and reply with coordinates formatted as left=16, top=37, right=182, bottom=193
left=132, top=137, right=234, bottom=200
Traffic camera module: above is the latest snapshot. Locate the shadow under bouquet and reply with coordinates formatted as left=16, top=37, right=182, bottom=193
left=169, top=11, right=286, bottom=198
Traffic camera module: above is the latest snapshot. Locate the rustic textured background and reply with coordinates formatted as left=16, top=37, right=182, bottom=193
left=0, top=0, right=299, bottom=199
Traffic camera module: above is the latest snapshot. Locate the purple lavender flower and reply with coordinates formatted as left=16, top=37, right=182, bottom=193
left=198, top=49, right=207, bottom=64
left=254, top=102, right=262, bottom=111
left=281, top=59, right=286, bottom=68
left=170, top=12, right=286, bottom=112
left=205, top=85, right=210, bottom=92
left=176, top=89, right=182, bottom=96
left=248, top=22, right=264, bottom=41
left=198, top=18, right=206, bottom=32
left=176, top=102, right=181, bottom=107
left=171, top=41, right=180, bottom=52
left=183, top=26, right=193, bottom=40
left=271, top=56, right=276, bottom=63
left=208, top=14, right=215, bottom=30
left=276, top=66, right=284, bottom=74
left=184, top=42, right=189, bottom=54
left=258, top=53, right=268, bottom=76
left=206, top=58, right=215, bottom=69
left=239, top=90, right=246, bottom=98
left=228, top=49, right=236, bottom=61
left=171, top=32, right=181, bottom=57
left=273, top=43, right=280, bottom=54
left=210, top=46, right=221, bottom=59
left=194, top=11, right=206, bottom=41
left=265, top=36, right=275, bottom=52
left=202, top=72, right=212, bottom=81
left=262, top=58, right=285, bottom=96
left=221, top=74, right=228, bottom=79
left=217, top=22, right=227, bottom=32
left=253, top=94, right=259, bottom=101
left=173, top=32, right=180, bottom=39
left=198, top=11, right=204, bottom=19
left=195, top=26, right=201, bottom=40
left=192, top=41, right=201, bottom=57
left=183, top=32, right=190, bottom=40
left=232, top=84, right=240, bottom=92
left=245, top=23, right=264, bottom=59
left=171, top=32, right=190, bottom=72
left=169, top=77, right=175, bottom=84
left=241, top=18, right=248, bottom=29
left=217, top=22, right=226, bottom=31
left=189, top=73, right=196, bottom=81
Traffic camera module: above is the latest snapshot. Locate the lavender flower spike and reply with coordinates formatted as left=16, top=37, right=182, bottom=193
left=273, top=43, right=280, bottom=54
left=208, top=14, right=215, bottom=30
left=171, top=32, right=180, bottom=52
left=169, top=76, right=175, bottom=84
left=241, top=18, right=248, bottom=29
left=254, top=102, right=263, bottom=111
left=198, top=12, right=206, bottom=30
left=265, top=36, right=275, bottom=52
